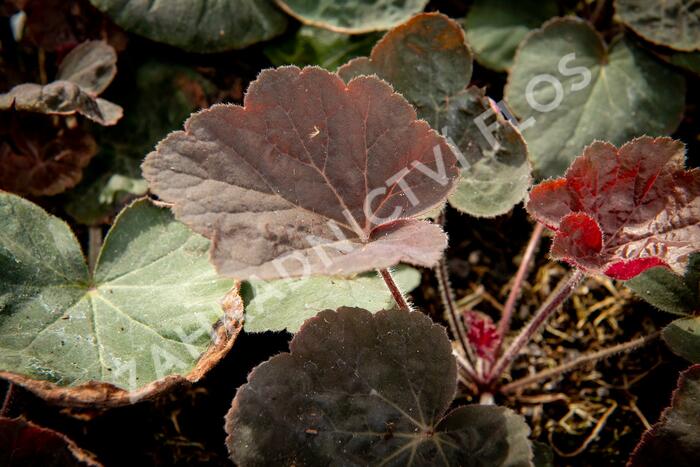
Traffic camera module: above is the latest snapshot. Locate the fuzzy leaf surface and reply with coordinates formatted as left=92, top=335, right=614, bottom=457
left=464, top=0, right=558, bottom=71
left=339, top=13, right=530, bottom=217
left=616, top=0, right=700, bottom=52
left=275, top=0, right=428, bottom=34
left=0, top=195, right=237, bottom=405
left=0, top=417, right=101, bottom=466
left=505, top=18, right=685, bottom=179
left=527, top=137, right=700, bottom=280
left=242, top=265, right=421, bottom=333
left=143, top=66, right=458, bottom=280
left=629, top=364, right=700, bottom=466
left=225, top=307, right=533, bottom=466
left=89, top=0, right=287, bottom=53
left=625, top=253, right=700, bottom=315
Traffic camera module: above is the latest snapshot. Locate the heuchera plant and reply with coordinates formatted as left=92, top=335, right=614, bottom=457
left=2, top=7, right=700, bottom=467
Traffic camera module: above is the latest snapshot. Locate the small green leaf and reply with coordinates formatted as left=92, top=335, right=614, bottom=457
left=505, top=18, right=685, bottom=179
left=264, top=26, right=380, bottom=71
left=275, top=0, right=428, bottom=34
left=89, top=0, right=287, bottom=53
left=465, top=0, right=558, bottom=71
left=625, top=253, right=700, bottom=315
left=663, top=317, right=700, bottom=363
left=242, top=266, right=421, bottom=333
left=225, top=307, right=533, bottom=466
left=0, top=194, right=238, bottom=405
left=616, top=0, right=700, bottom=52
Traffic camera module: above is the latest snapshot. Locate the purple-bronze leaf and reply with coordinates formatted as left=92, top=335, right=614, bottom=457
left=527, top=136, right=700, bottom=280
left=143, top=66, right=459, bottom=280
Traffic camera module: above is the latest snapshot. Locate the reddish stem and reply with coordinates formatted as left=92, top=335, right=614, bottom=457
left=378, top=268, right=411, bottom=311
left=495, top=223, right=545, bottom=348
left=486, top=269, right=585, bottom=384
left=1, top=383, right=14, bottom=417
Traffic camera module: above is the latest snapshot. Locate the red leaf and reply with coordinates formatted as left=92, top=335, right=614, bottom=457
left=464, top=311, right=499, bottom=362
left=527, top=137, right=700, bottom=279
left=0, top=113, right=97, bottom=196
left=0, top=417, right=101, bottom=466
left=143, top=66, right=459, bottom=280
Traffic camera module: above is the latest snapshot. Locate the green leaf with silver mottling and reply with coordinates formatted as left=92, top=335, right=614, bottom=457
left=339, top=13, right=530, bottom=217
left=242, top=265, right=421, bottom=333
left=465, top=0, right=558, bottom=71
left=89, top=0, right=287, bottom=53
left=505, top=18, right=685, bottom=179
left=0, top=194, right=234, bottom=393
left=275, top=0, right=427, bottom=34
left=616, top=0, right=700, bottom=52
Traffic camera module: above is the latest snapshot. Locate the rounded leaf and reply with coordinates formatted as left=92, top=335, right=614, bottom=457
left=225, top=307, right=533, bottom=466
left=0, top=195, right=240, bottom=406
left=616, top=0, right=700, bottom=52
left=464, top=0, right=558, bottom=71
left=89, top=0, right=287, bottom=53
left=505, top=17, right=685, bottom=179
left=275, top=0, right=428, bottom=34
left=143, top=66, right=459, bottom=280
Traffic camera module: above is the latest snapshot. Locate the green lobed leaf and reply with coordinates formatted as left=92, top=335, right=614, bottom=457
left=0, top=194, right=238, bottom=405
left=89, top=0, right=287, bottom=53
left=275, top=0, right=428, bottom=34
left=629, top=364, right=700, bottom=466
left=225, top=307, right=533, bottom=466
left=464, top=0, right=558, bottom=72
left=615, top=0, right=700, bottom=52
left=338, top=13, right=531, bottom=217
left=242, top=265, right=421, bottom=333
left=505, top=17, right=685, bottom=179
left=663, top=317, right=700, bottom=363
left=625, top=253, right=700, bottom=315
left=264, top=26, right=380, bottom=71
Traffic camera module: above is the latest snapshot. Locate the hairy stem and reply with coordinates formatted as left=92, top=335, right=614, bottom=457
left=500, top=331, right=660, bottom=394
left=487, top=269, right=585, bottom=384
left=378, top=268, right=411, bottom=311
left=435, top=212, right=478, bottom=367
left=1, top=383, right=14, bottom=417
left=453, top=351, right=483, bottom=386
left=88, top=226, right=103, bottom=275
left=496, top=222, right=545, bottom=349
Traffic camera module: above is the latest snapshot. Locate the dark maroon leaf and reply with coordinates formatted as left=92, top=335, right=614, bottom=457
left=0, top=417, right=101, bottom=466
left=143, top=66, right=459, bottom=280
left=225, top=307, right=533, bottom=466
left=0, top=113, right=97, bottom=196
left=527, top=137, right=700, bottom=280
left=628, top=364, right=700, bottom=467
left=0, top=41, right=122, bottom=126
